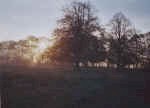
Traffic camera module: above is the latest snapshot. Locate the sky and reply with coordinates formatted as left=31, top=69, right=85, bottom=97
left=0, top=0, right=150, bottom=41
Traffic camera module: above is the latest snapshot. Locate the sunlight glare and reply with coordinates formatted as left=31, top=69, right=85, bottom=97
left=32, top=38, right=54, bottom=63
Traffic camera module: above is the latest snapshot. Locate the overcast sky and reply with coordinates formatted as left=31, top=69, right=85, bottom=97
left=0, top=0, right=150, bottom=41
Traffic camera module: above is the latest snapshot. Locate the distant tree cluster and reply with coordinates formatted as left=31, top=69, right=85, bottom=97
left=0, top=36, right=51, bottom=65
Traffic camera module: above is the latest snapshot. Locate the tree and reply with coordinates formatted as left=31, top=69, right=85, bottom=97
left=129, top=34, right=145, bottom=68
left=52, top=1, right=104, bottom=68
left=108, top=12, right=136, bottom=68
left=142, top=32, right=150, bottom=69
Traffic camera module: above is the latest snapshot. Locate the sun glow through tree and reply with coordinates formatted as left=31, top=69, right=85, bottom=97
left=31, top=37, right=55, bottom=63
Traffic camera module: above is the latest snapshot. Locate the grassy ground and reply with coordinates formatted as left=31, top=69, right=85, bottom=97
left=0, top=65, right=149, bottom=108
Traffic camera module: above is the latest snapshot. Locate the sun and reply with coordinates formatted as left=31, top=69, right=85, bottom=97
left=37, top=42, right=48, bottom=53
left=31, top=37, right=55, bottom=63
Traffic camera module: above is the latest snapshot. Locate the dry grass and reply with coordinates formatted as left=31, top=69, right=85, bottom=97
left=0, top=65, right=148, bottom=108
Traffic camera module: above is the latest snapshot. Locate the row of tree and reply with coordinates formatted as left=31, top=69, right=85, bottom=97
left=39, top=1, right=150, bottom=69
left=0, top=36, right=51, bottom=65
left=0, top=1, right=149, bottom=69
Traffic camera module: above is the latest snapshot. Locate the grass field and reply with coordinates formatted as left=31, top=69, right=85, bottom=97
left=0, top=65, right=149, bottom=108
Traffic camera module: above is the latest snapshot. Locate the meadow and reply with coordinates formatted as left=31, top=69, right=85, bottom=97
left=0, top=65, right=149, bottom=108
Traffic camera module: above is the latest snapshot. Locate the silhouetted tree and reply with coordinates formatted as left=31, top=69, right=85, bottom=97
left=52, top=1, right=104, bottom=68
left=142, top=33, right=150, bottom=69
left=129, top=34, right=145, bottom=68
left=108, top=12, right=136, bottom=68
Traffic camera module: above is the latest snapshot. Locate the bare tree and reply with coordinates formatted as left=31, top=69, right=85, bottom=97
left=52, top=1, right=103, bottom=69
left=108, top=12, right=135, bottom=68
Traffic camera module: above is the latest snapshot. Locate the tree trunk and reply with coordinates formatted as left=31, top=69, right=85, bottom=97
left=74, top=61, right=80, bottom=71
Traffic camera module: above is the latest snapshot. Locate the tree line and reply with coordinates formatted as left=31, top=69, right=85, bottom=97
left=0, top=36, right=51, bottom=65
left=0, top=1, right=149, bottom=69
left=39, top=1, right=150, bottom=69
